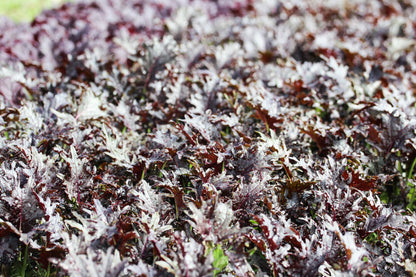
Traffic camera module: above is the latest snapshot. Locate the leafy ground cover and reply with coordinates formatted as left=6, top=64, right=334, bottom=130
left=0, top=0, right=416, bottom=276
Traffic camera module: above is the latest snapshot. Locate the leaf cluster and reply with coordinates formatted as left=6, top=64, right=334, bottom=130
left=0, top=0, right=416, bottom=276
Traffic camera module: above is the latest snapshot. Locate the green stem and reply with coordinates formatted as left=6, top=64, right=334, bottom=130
left=407, top=157, right=416, bottom=180
left=20, top=245, right=28, bottom=277
left=407, top=157, right=416, bottom=208
left=158, top=161, right=167, bottom=177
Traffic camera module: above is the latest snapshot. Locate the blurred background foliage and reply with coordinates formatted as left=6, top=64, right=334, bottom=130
left=0, top=0, right=71, bottom=22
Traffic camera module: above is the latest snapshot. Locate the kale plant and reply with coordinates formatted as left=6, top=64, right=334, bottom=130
left=0, top=0, right=415, bottom=276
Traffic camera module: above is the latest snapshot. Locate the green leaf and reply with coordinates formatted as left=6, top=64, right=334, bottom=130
left=213, top=245, right=228, bottom=276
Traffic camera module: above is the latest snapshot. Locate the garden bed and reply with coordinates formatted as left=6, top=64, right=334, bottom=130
left=0, top=0, right=415, bottom=276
